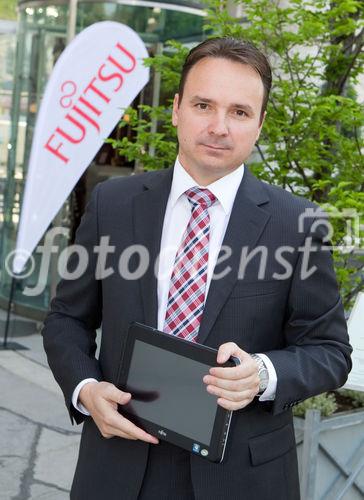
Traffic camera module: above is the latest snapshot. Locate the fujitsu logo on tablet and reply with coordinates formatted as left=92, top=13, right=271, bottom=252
left=158, top=429, right=167, bottom=437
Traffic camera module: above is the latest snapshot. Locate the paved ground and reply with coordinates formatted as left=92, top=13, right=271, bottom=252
left=0, top=311, right=82, bottom=500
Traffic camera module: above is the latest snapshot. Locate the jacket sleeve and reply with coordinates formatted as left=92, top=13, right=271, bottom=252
left=42, top=183, right=104, bottom=424
left=263, top=219, right=352, bottom=416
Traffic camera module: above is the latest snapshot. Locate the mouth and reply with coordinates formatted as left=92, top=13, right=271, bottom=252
left=201, top=144, right=230, bottom=151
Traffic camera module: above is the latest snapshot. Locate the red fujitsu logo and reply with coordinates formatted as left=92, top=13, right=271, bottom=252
left=44, top=42, right=137, bottom=164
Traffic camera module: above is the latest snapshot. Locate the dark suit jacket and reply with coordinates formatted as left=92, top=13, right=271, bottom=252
left=42, top=167, right=352, bottom=500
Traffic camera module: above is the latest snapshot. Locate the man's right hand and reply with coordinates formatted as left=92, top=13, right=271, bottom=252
left=79, top=381, right=159, bottom=444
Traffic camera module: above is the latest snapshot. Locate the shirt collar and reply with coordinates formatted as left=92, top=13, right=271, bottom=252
left=169, top=157, right=245, bottom=215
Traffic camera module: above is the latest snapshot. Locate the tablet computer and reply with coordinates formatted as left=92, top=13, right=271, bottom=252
left=116, top=321, right=240, bottom=463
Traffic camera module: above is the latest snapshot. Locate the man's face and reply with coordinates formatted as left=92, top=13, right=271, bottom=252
left=172, top=57, right=266, bottom=183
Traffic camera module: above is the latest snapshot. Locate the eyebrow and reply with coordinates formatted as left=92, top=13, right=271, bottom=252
left=190, top=95, right=255, bottom=115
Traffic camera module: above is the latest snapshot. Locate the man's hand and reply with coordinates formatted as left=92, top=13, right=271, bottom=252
left=203, top=342, right=260, bottom=411
left=79, top=381, right=159, bottom=444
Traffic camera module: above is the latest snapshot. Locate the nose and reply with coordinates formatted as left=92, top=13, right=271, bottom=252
left=207, top=112, right=229, bottom=136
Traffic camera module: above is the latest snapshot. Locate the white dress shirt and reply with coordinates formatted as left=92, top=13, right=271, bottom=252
left=72, top=158, right=277, bottom=415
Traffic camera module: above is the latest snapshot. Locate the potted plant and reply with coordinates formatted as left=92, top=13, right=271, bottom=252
left=294, top=391, right=364, bottom=499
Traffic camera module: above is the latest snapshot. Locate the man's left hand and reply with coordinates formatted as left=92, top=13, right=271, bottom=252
left=203, top=342, right=260, bottom=411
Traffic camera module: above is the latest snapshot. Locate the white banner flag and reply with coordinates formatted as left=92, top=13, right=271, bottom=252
left=13, top=21, right=149, bottom=274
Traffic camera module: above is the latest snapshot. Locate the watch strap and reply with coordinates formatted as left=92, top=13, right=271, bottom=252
left=250, top=353, right=269, bottom=394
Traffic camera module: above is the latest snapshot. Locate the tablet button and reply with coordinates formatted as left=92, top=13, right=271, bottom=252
left=201, top=449, right=209, bottom=457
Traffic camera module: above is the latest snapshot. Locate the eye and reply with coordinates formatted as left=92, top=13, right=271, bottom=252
left=196, top=103, right=209, bottom=110
left=235, top=109, right=247, bottom=117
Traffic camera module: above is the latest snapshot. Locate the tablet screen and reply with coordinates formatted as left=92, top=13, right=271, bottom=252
left=124, top=340, right=218, bottom=446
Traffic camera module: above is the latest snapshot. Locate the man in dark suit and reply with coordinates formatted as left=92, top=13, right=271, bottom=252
left=42, top=38, right=352, bottom=500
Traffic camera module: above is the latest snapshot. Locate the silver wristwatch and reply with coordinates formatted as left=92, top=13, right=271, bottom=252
left=250, top=354, right=269, bottom=394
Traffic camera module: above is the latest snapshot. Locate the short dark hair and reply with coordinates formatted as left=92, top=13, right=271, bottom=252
left=178, top=37, right=272, bottom=120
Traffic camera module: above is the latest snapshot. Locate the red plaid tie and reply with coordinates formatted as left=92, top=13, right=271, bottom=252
left=164, top=187, right=216, bottom=342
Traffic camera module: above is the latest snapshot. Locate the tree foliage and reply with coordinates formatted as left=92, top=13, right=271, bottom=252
left=0, top=0, right=17, bottom=21
left=108, top=0, right=364, bottom=308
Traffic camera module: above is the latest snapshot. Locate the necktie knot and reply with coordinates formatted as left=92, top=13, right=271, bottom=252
left=185, top=187, right=216, bottom=210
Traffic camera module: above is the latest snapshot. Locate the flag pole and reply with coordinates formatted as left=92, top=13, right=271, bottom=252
left=1, top=276, right=28, bottom=350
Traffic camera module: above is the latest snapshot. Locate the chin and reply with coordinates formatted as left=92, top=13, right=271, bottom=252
left=201, top=155, right=238, bottom=170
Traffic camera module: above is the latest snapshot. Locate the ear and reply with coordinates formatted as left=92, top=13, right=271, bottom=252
left=172, top=93, right=179, bottom=127
left=255, top=110, right=266, bottom=142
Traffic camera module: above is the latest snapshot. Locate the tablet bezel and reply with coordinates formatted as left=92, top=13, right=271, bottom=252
left=116, top=321, right=239, bottom=463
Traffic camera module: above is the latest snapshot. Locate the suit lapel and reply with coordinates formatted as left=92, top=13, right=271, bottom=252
left=132, top=166, right=271, bottom=342
left=133, top=168, right=173, bottom=328
left=197, top=168, right=271, bottom=345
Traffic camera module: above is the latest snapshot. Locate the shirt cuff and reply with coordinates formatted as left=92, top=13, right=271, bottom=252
left=72, top=378, right=99, bottom=415
left=255, top=353, right=277, bottom=401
